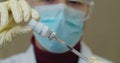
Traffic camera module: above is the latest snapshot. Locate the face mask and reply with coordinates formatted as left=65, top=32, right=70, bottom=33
left=33, top=4, right=86, bottom=53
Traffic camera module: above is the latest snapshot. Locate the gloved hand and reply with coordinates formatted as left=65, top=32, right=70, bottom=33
left=0, top=0, right=40, bottom=48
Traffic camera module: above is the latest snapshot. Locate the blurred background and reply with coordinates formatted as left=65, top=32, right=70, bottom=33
left=0, top=0, right=120, bottom=63
left=83, top=0, right=120, bottom=63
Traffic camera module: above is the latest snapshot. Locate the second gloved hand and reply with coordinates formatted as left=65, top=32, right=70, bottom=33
left=0, top=0, right=40, bottom=47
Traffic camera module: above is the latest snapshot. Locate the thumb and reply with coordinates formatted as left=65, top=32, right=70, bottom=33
left=8, top=25, right=32, bottom=36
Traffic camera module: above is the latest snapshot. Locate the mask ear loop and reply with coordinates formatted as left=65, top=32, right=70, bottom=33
left=84, top=1, right=95, bottom=21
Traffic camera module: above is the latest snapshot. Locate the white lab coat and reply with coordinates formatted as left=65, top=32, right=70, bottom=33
left=0, top=41, right=113, bottom=63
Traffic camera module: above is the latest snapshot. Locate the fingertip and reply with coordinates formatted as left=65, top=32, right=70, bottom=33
left=0, top=3, right=9, bottom=27
left=9, top=0, right=23, bottom=23
left=19, top=0, right=31, bottom=22
left=32, top=9, right=40, bottom=21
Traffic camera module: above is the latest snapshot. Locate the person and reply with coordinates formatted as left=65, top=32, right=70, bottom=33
left=0, top=0, right=113, bottom=63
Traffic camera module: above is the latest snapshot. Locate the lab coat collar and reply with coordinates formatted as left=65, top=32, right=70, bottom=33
left=78, top=41, right=93, bottom=63
left=5, top=41, right=93, bottom=63
left=27, top=41, right=93, bottom=63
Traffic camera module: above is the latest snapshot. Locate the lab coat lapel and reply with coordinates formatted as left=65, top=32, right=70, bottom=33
left=10, top=45, right=36, bottom=63
left=78, top=42, right=93, bottom=63
left=19, top=45, right=36, bottom=63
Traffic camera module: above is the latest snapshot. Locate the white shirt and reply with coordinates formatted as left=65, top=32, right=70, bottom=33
left=0, top=42, right=113, bottom=63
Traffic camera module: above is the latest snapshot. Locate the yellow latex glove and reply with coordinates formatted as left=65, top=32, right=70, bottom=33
left=0, top=0, right=40, bottom=48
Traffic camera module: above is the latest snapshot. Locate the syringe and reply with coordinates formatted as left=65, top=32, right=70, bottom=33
left=29, top=19, right=97, bottom=63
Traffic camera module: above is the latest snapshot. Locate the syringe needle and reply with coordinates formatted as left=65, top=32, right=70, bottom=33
left=54, top=36, right=89, bottom=62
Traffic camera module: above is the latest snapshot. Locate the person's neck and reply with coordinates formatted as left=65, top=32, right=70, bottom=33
left=32, top=36, right=81, bottom=63
left=35, top=39, right=47, bottom=52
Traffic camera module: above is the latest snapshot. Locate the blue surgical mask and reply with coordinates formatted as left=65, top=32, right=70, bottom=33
left=33, top=4, right=86, bottom=53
